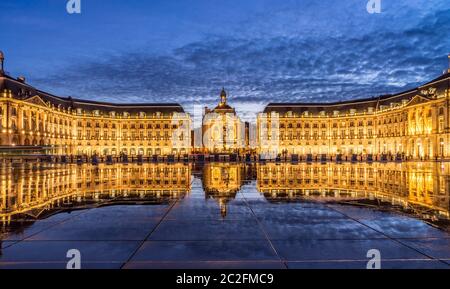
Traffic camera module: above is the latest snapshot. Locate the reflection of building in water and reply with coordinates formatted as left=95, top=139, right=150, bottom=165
left=202, top=89, right=248, bottom=154
left=257, top=163, right=450, bottom=218
left=202, top=163, right=245, bottom=217
left=0, top=163, right=191, bottom=222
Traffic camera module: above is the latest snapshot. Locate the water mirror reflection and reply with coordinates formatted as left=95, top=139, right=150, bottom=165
left=1, top=162, right=449, bottom=269
left=1, top=162, right=449, bottom=227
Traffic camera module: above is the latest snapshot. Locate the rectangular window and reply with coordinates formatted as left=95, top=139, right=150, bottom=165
left=439, top=117, right=444, bottom=132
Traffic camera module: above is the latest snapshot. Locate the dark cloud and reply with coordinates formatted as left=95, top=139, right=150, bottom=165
left=33, top=8, right=450, bottom=123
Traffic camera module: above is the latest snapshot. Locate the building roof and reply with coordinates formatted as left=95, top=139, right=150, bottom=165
left=263, top=72, right=450, bottom=115
left=0, top=73, right=185, bottom=114
left=211, top=88, right=236, bottom=113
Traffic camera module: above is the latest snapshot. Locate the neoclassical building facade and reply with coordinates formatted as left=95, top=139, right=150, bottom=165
left=257, top=69, right=450, bottom=160
left=0, top=72, right=191, bottom=156
left=1, top=54, right=450, bottom=160
left=202, top=88, right=247, bottom=154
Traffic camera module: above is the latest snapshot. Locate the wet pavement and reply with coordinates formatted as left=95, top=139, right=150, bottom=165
left=0, top=162, right=449, bottom=269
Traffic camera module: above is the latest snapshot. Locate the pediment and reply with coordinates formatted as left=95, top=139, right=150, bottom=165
left=24, top=95, right=50, bottom=107
left=404, top=95, right=431, bottom=107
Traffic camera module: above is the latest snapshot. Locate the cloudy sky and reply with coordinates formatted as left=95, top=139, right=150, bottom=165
left=0, top=0, right=449, bottom=124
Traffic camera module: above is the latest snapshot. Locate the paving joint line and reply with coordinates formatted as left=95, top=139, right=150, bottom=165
left=120, top=199, right=178, bottom=269
left=3, top=207, right=93, bottom=248
left=324, top=203, right=449, bottom=266
left=239, top=191, right=288, bottom=269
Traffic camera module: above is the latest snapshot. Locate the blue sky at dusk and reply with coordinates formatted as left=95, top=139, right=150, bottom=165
left=0, top=0, right=449, bottom=123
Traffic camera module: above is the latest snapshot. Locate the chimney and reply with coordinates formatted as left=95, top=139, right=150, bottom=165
left=0, top=51, right=4, bottom=75
left=448, top=53, right=450, bottom=73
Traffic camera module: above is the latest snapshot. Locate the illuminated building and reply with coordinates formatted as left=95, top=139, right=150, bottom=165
left=202, top=88, right=247, bottom=154
left=0, top=53, right=191, bottom=156
left=258, top=61, right=450, bottom=160
left=2, top=52, right=450, bottom=160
